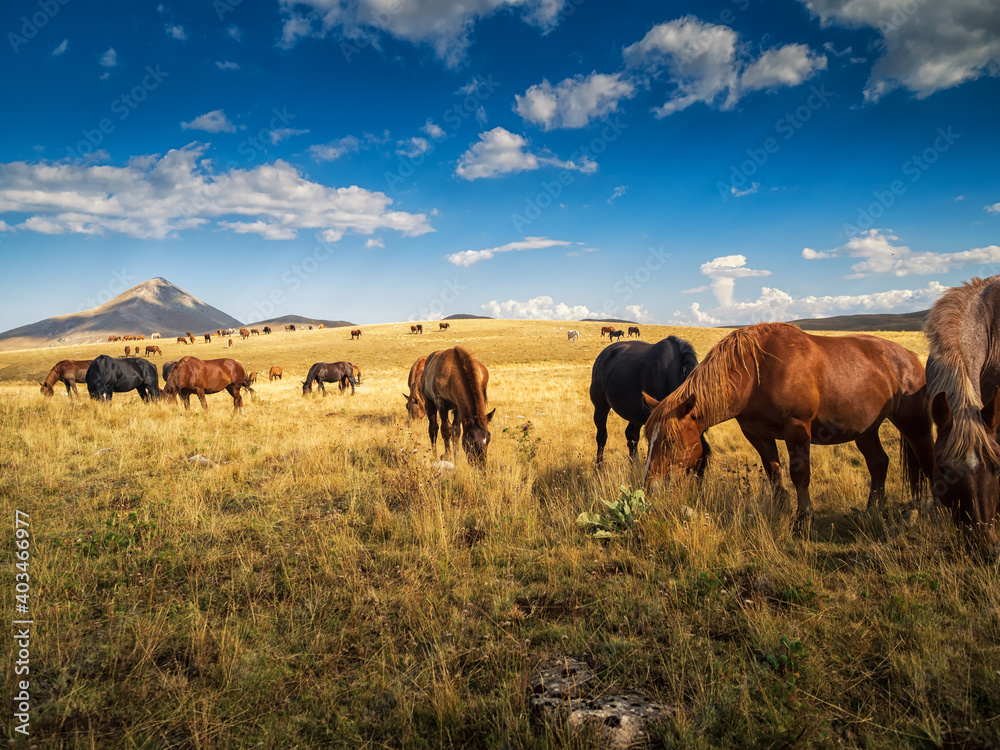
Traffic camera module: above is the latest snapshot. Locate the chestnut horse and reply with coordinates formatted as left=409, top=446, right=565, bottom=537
left=145, top=345, right=162, bottom=357
left=439, top=322, right=450, bottom=331
left=641, top=323, right=933, bottom=536
left=403, top=355, right=428, bottom=423
left=351, top=329, right=362, bottom=339
left=422, top=347, right=494, bottom=465
left=302, top=362, right=358, bottom=396
left=269, top=366, right=282, bottom=381
left=925, top=275, right=1000, bottom=555
left=601, top=325, right=615, bottom=338
left=40, top=359, right=91, bottom=398
left=163, top=356, right=252, bottom=413
left=628, top=326, right=641, bottom=338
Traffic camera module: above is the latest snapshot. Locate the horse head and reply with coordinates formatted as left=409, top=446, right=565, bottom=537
left=302, top=380, right=311, bottom=396
left=930, top=388, right=1000, bottom=557
left=641, top=392, right=704, bottom=482
left=462, top=409, right=495, bottom=466
left=403, top=393, right=425, bottom=422
left=40, top=382, right=54, bottom=397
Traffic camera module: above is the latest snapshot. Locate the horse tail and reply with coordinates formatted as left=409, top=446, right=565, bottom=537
left=900, top=437, right=928, bottom=502
left=670, top=335, right=700, bottom=379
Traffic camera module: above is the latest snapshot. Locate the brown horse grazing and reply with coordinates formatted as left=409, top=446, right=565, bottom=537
left=410, top=325, right=418, bottom=334
left=177, top=336, right=188, bottom=345
left=124, top=346, right=132, bottom=356
left=204, top=334, right=212, bottom=343
left=302, top=362, right=358, bottom=396
left=601, top=325, right=615, bottom=338
left=145, top=345, right=162, bottom=357
left=250, top=328, right=260, bottom=336
left=269, top=366, right=283, bottom=381
left=439, top=322, right=450, bottom=331
left=351, top=363, right=362, bottom=383
left=162, top=356, right=252, bottom=414
left=628, top=326, right=641, bottom=337
left=240, top=328, right=250, bottom=340
left=403, top=355, right=428, bottom=423
left=641, top=323, right=933, bottom=537
left=40, top=360, right=91, bottom=398
left=246, top=371, right=258, bottom=386
left=924, top=276, right=1000, bottom=555
left=422, top=347, right=494, bottom=465
left=351, top=329, right=362, bottom=339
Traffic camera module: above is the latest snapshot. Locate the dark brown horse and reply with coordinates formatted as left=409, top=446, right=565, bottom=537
left=302, top=362, right=358, bottom=396
left=608, top=329, right=625, bottom=342
left=641, top=323, right=933, bottom=536
left=439, top=322, right=450, bottom=331
left=422, top=347, right=494, bottom=465
left=145, top=345, right=162, bottom=357
left=351, top=329, right=362, bottom=339
left=204, top=334, right=212, bottom=343
left=403, top=355, right=428, bottom=423
left=40, top=359, right=91, bottom=398
left=925, top=276, right=1000, bottom=555
left=628, top=326, right=641, bottom=337
left=162, top=356, right=252, bottom=413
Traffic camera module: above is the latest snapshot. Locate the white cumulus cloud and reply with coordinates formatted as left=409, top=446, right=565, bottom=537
left=0, top=143, right=433, bottom=242
left=798, top=0, right=1000, bottom=100
left=181, top=109, right=237, bottom=133
left=515, top=72, right=636, bottom=130
left=481, top=295, right=597, bottom=320
left=99, top=48, right=117, bottom=67
left=624, top=16, right=826, bottom=116
left=455, top=127, right=596, bottom=180
left=699, top=254, right=771, bottom=306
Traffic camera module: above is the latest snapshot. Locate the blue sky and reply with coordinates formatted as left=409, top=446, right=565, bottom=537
left=1, top=0, right=998, bottom=330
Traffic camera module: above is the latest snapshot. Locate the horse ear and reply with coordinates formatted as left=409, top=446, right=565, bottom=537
left=486, top=408, right=496, bottom=423
left=402, top=392, right=410, bottom=401
left=674, top=393, right=697, bottom=420
left=982, top=386, right=1000, bottom=431
left=931, top=391, right=953, bottom=434
left=641, top=392, right=660, bottom=412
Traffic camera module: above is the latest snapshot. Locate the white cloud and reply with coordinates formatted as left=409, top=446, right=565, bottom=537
left=515, top=72, right=636, bottom=130
left=446, top=236, right=572, bottom=266
left=168, top=25, right=187, bottom=40
left=51, top=39, right=68, bottom=56
left=227, top=25, right=242, bottom=41
left=270, top=128, right=309, bottom=144
left=277, top=0, right=569, bottom=66
left=181, top=110, right=237, bottom=133
left=607, top=185, right=627, bottom=205
left=987, top=203, right=1000, bottom=214
left=308, top=136, right=361, bottom=162
left=481, top=295, right=597, bottom=320
left=423, top=120, right=446, bottom=139
left=699, top=254, right=771, bottom=306
left=672, top=282, right=947, bottom=326
left=798, top=0, right=1000, bottom=100
left=801, top=247, right=831, bottom=260
left=0, top=143, right=433, bottom=242
left=397, top=137, right=430, bottom=158
left=731, top=182, right=759, bottom=197
left=624, top=16, right=826, bottom=116
left=216, top=60, right=240, bottom=70
left=625, top=304, right=656, bottom=324
left=455, top=127, right=596, bottom=180
left=366, top=237, right=384, bottom=248
left=955, top=195, right=964, bottom=201
left=475, top=106, right=488, bottom=125
left=99, top=48, right=117, bottom=67
left=808, top=229, right=1000, bottom=278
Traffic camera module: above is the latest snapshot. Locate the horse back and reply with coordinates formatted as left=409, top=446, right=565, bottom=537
left=592, top=339, right=692, bottom=424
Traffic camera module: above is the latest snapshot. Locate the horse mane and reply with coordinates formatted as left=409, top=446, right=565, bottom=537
left=453, top=346, right=487, bottom=426
left=667, top=335, right=699, bottom=379
left=652, top=324, right=768, bottom=442
left=924, top=276, right=1000, bottom=464
left=165, top=356, right=194, bottom=390
left=43, top=364, right=62, bottom=389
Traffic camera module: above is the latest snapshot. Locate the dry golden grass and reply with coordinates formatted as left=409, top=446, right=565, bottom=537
left=2, top=320, right=999, bottom=749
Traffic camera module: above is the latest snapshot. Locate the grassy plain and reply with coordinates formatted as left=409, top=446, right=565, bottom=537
left=2, top=319, right=998, bottom=749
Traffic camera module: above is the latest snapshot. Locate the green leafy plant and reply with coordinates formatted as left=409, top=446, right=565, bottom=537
left=503, top=420, right=542, bottom=462
left=576, top=485, right=649, bottom=538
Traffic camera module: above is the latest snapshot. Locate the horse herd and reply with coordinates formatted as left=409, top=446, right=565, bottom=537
left=30, top=277, right=1000, bottom=554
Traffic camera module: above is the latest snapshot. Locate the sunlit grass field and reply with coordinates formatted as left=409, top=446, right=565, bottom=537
left=2, top=319, right=998, bottom=749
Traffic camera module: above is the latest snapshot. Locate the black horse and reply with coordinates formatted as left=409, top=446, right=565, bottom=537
left=86, top=355, right=160, bottom=402
left=589, top=336, right=710, bottom=470
left=263, top=326, right=271, bottom=335
left=302, top=361, right=358, bottom=396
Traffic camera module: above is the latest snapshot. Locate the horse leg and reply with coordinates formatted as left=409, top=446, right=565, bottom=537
left=855, top=429, right=889, bottom=511
left=785, top=427, right=814, bottom=537
left=182, top=392, right=191, bottom=410
left=592, top=398, right=610, bottom=465
left=427, top=404, right=440, bottom=455
left=198, top=389, right=209, bottom=410
left=229, top=384, right=243, bottom=414
left=440, top=411, right=455, bottom=457
left=740, top=429, right=787, bottom=504
left=66, top=379, right=77, bottom=398
left=625, top=421, right=642, bottom=461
